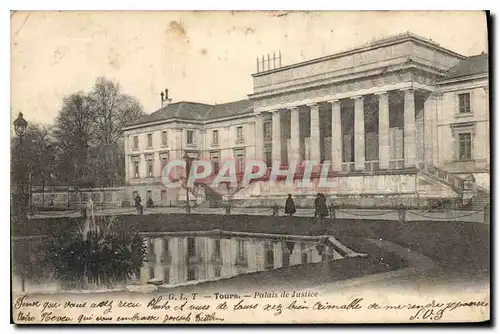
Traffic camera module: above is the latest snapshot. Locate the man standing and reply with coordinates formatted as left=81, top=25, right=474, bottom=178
left=284, top=194, right=296, bottom=216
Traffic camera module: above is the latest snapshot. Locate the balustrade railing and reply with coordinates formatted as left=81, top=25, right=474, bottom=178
left=417, top=161, right=464, bottom=193
left=388, top=159, right=405, bottom=169
left=341, top=162, right=355, bottom=173
left=364, top=160, right=380, bottom=172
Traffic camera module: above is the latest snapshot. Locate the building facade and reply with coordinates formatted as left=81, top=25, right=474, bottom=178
left=122, top=32, right=489, bottom=208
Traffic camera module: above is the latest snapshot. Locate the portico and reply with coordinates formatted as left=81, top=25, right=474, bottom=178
left=253, top=86, right=429, bottom=173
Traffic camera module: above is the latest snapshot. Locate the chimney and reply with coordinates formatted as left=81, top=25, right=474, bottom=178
left=160, top=88, right=172, bottom=109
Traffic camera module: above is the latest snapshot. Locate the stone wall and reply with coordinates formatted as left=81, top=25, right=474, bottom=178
left=232, top=172, right=419, bottom=208
left=31, top=187, right=129, bottom=209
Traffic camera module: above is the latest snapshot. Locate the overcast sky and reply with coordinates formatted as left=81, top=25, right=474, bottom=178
left=11, top=11, right=488, bottom=125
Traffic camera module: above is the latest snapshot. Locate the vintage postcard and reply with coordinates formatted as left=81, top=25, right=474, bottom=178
left=10, top=10, right=490, bottom=324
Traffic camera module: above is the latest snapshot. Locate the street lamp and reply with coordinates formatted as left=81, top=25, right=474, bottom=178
left=183, top=153, right=192, bottom=214
left=13, top=112, right=28, bottom=221
left=14, top=112, right=28, bottom=138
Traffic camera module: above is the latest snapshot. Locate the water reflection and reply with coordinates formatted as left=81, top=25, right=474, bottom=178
left=12, top=233, right=344, bottom=293
left=140, top=235, right=343, bottom=287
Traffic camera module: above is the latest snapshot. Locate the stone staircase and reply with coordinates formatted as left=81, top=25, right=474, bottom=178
left=469, top=187, right=490, bottom=211
left=177, top=179, right=206, bottom=205
left=417, top=161, right=490, bottom=210
left=417, top=162, right=464, bottom=195
left=202, top=180, right=246, bottom=207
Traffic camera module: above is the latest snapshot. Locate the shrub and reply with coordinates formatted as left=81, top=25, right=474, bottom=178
left=48, top=215, right=146, bottom=289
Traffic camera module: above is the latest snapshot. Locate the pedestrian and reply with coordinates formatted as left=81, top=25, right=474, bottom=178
left=284, top=194, right=296, bottom=216
left=134, top=193, right=143, bottom=215
left=329, top=202, right=336, bottom=220
left=314, top=193, right=320, bottom=218
left=147, top=196, right=154, bottom=208
left=318, top=193, right=329, bottom=219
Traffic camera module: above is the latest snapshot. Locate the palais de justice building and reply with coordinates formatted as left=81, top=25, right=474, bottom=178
left=122, top=32, right=490, bottom=208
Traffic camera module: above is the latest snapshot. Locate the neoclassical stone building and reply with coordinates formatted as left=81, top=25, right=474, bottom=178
left=122, top=32, right=489, bottom=208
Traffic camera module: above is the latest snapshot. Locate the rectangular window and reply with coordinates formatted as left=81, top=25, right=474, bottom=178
left=133, top=160, right=140, bottom=178
left=160, top=189, right=167, bottom=202
left=458, top=93, right=471, bottom=113
left=236, top=126, right=244, bottom=142
left=212, top=156, right=220, bottom=174
left=187, top=237, right=196, bottom=257
left=458, top=133, right=472, bottom=161
left=212, top=130, right=219, bottom=145
left=147, top=158, right=154, bottom=177
left=186, top=130, right=194, bottom=145
left=147, top=133, right=153, bottom=148
left=263, top=122, right=272, bottom=140
left=214, top=267, right=221, bottom=278
left=161, top=156, right=168, bottom=172
left=133, top=136, right=139, bottom=150
left=161, top=131, right=168, bottom=146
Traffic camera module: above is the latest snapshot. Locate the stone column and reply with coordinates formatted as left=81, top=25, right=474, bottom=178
left=329, top=100, right=342, bottom=172
left=403, top=89, right=417, bottom=167
left=423, top=93, right=437, bottom=165
left=377, top=92, right=390, bottom=169
left=289, top=107, right=301, bottom=163
left=271, top=110, right=282, bottom=165
left=353, top=96, right=365, bottom=171
left=254, top=113, right=264, bottom=161
left=308, top=103, right=321, bottom=162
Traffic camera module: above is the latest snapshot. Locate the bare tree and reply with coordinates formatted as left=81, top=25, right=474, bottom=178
left=11, top=123, right=57, bottom=194
left=53, top=92, right=95, bottom=186
left=88, top=77, right=144, bottom=186
left=14, top=78, right=145, bottom=190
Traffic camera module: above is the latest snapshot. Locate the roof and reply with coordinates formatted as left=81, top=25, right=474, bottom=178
left=204, top=99, right=253, bottom=120
left=126, top=99, right=253, bottom=128
left=440, top=53, right=489, bottom=81
left=253, top=31, right=465, bottom=77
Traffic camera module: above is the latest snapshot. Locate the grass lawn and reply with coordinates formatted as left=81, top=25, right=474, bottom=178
left=16, top=213, right=489, bottom=273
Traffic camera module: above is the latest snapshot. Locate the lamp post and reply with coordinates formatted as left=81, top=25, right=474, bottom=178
left=183, top=153, right=192, bottom=214
left=14, top=111, right=28, bottom=209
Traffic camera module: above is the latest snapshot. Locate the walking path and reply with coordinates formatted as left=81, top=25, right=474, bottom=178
left=315, top=238, right=489, bottom=295
left=314, top=238, right=438, bottom=293
left=29, top=206, right=488, bottom=223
